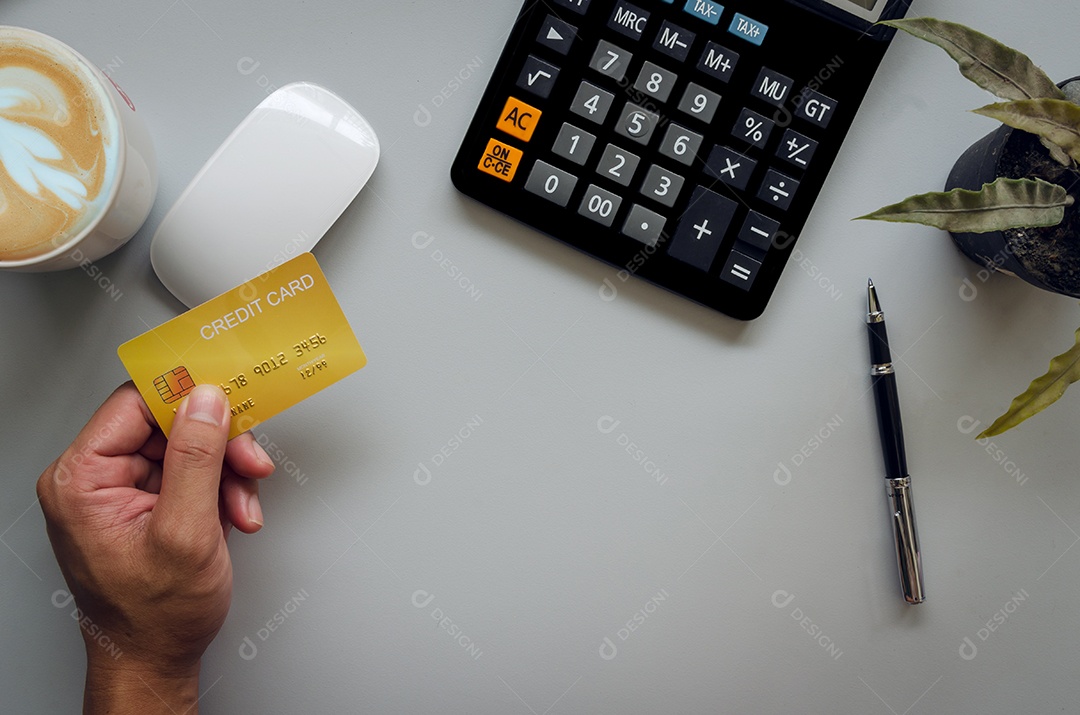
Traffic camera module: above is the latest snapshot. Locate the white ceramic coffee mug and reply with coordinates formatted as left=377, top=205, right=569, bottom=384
left=0, top=26, right=157, bottom=272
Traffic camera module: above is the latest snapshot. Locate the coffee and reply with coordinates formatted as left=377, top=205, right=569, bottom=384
left=0, top=28, right=119, bottom=261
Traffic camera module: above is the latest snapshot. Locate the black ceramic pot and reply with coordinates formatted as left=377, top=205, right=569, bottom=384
left=946, top=79, right=1080, bottom=298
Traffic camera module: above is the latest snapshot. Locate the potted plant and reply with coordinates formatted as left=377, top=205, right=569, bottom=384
left=859, top=17, right=1080, bottom=437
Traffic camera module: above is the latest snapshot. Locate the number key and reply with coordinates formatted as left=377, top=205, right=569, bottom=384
left=639, top=164, right=685, bottom=208
left=525, top=160, right=578, bottom=207
left=597, top=144, right=641, bottom=187
left=590, top=40, right=633, bottom=82
left=578, top=184, right=623, bottom=227
left=659, top=124, right=703, bottom=166
left=553, top=123, right=596, bottom=165
left=570, top=81, right=615, bottom=124
left=615, top=103, right=660, bottom=145
left=633, top=61, right=677, bottom=102
left=677, top=82, right=721, bottom=123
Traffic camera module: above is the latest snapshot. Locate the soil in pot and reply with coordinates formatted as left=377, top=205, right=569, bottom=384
left=994, top=129, right=1080, bottom=297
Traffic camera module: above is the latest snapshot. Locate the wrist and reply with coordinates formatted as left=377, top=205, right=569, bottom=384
left=84, top=655, right=201, bottom=715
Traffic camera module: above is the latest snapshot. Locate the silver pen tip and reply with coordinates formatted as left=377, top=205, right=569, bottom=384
left=867, top=279, right=881, bottom=315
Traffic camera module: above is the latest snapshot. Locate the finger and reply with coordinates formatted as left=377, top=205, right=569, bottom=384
left=225, top=432, right=276, bottom=479
left=152, top=385, right=231, bottom=538
left=43, top=383, right=157, bottom=494
left=138, top=463, right=164, bottom=495
left=69, top=382, right=157, bottom=458
left=138, top=430, right=168, bottom=462
left=220, top=471, right=264, bottom=534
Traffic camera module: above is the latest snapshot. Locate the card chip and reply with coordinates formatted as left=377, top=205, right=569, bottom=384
left=154, top=366, right=195, bottom=404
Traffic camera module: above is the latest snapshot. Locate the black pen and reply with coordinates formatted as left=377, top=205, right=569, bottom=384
left=867, top=279, right=925, bottom=605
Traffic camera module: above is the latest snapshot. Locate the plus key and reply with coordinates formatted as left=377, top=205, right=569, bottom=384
left=668, top=186, right=738, bottom=271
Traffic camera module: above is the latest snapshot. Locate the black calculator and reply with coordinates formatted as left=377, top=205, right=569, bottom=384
left=451, top=0, right=911, bottom=319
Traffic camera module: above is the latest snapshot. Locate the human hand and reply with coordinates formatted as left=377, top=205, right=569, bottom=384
left=37, top=382, right=275, bottom=714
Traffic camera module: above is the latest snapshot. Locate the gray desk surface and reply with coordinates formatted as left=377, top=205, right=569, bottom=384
left=4, top=0, right=1080, bottom=712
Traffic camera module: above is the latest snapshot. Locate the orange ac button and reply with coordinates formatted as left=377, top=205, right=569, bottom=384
left=497, top=96, right=542, bottom=142
left=478, top=138, right=523, bottom=182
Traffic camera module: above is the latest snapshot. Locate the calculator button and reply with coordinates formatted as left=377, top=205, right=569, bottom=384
left=622, top=204, right=667, bottom=247
left=737, top=212, right=780, bottom=252
left=525, top=160, right=578, bottom=207
left=776, top=129, right=818, bottom=169
left=733, top=108, right=774, bottom=149
left=750, top=68, right=794, bottom=107
left=537, top=15, right=578, bottom=55
left=640, top=165, right=685, bottom=208
left=758, top=169, right=799, bottom=211
left=633, top=61, right=677, bottom=103
left=653, top=20, right=696, bottom=62
left=553, top=123, right=597, bottom=165
left=720, top=250, right=763, bottom=288
left=669, top=186, right=737, bottom=271
left=615, top=103, right=660, bottom=145
left=677, top=82, right=721, bottom=123
left=570, top=81, right=615, bottom=124
left=729, top=13, right=768, bottom=46
left=682, top=0, right=724, bottom=26
left=517, top=55, right=560, bottom=99
left=497, top=97, right=542, bottom=142
left=552, top=0, right=591, bottom=15
left=697, top=41, right=739, bottom=83
left=608, top=0, right=651, bottom=41
left=597, top=143, right=641, bottom=187
left=477, top=138, right=524, bottom=182
left=590, top=40, right=633, bottom=82
left=579, top=184, right=624, bottom=227
left=796, top=90, right=838, bottom=128
left=659, top=124, right=703, bottom=166
left=704, top=145, right=757, bottom=191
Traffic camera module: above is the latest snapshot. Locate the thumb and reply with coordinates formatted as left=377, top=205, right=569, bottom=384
left=155, top=385, right=231, bottom=537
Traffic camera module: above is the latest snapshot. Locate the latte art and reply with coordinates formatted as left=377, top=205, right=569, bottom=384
left=0, top=32, right=118, bottom=261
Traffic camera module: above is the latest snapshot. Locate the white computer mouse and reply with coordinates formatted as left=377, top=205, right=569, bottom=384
left=151, top=82, right=379, bottom=307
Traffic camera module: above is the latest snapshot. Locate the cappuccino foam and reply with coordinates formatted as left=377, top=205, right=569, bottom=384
left=0, top=29, right=119, bottom=261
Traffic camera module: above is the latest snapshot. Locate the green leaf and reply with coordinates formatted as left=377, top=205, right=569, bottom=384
left=855, top=178, right=1067, bottom=233
left=1041, top=137, right=1073, bottom=168
left=881, top=18, right=1065, bottom=101
left=979, top=326, right=1080, bottom=437
left=974, top=99, right=1080, bottom=164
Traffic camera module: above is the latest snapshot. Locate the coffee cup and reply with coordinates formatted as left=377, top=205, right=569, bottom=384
left=0, top=26, right=157, bottom=272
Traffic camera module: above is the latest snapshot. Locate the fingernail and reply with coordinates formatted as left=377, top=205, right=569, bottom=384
left=182, top=385, right=228, bottom=427
left=250, top=439, right=275, bottom=470
left=247, top=492, right=264, bottom=527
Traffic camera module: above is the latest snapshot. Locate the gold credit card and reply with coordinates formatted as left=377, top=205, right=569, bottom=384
left=118, top=253, right=366, bottom=439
